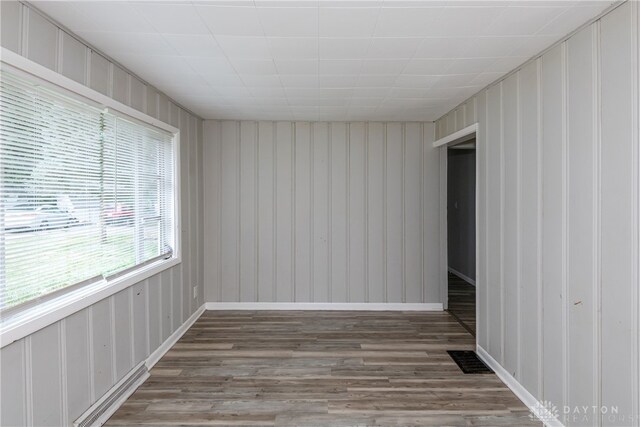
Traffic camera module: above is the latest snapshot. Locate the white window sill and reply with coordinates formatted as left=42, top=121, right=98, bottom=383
left=0, top=256, right=180, bottom=348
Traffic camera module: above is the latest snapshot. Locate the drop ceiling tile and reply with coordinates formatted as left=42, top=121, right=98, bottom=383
left=537, top=3, right=611, bottom=36
left=434, top=74, right=479, bottom=88
left=319, top=60, right=363, bottom=75
left=366, top=38, right=421, bottom=59
left=426, top=6, right=505, bottom=37
left=248, top=86, right=288, bottom=97
left=200, top=73, right=245, bottom=88
left=446, top=57, right=497, bottom=74
left=414, top=37, right=475, bottom=59
left=463, top=36, right=527, bottom=58
left=195, top=5, right=264, bottom=36
left=319, top=7, right=380, bottom=37
left=216, top=36, right=272, bottom=59
left=43, top=2, right=156, bottom=33
left=486, top=6, right=569, bottom=36
left=319, top=75, right=359, bottom=88
left=319, top=38, right=371, bottom=59
left=394, top=74, right=441, bottom=88
left=360, top=59, right=409, bottom=75
left=230, top=59, right=278, bottom=75
left=374, top=7, right=444, bottom=37
left=352, top=87, right=391, bottom=97
left=403, top=58, right=456, bottom=75
left=257, top=7, right=318, bottom=37
left=268, top=37, right=319, bottom=59
left=135, top=4, right=210, bottom=35
left=356, top=75, right=398, bottom=87
left=279, top=74, right=319, bottom=87
left=185, top=56, right=236, bottom=75
left=162, top=34, right=225, bottom=57
left=275, top=59, right=319, bottom=74
left=485, top=56, right=530, bottom=73
left=239, top=74, right=283, bottom=87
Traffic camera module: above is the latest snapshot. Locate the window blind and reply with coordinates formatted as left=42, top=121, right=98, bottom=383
left=0, top=70, right=175, bottom=312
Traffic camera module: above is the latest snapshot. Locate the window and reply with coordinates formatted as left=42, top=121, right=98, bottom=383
left=0, top=70, right=176, bottom=313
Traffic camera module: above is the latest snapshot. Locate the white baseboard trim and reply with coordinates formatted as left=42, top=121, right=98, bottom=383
left=147, top=304, right=206, bottom=369
left=205, top=302, right=443, bottom=311
left=448, top=267, right=476, bottom=286
left=476, top=345, right=564, bottom=427
left=75, top=304, right=205, bottom=427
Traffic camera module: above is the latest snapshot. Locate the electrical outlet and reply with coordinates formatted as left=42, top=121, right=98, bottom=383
left=193, top=285, right=198, bottom=300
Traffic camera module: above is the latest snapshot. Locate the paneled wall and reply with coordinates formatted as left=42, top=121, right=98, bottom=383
left=0, top=2, right=204, bottom=426
left=203, top=121, right=441, bottom=304
left=436, top=3, right=639, bottom=425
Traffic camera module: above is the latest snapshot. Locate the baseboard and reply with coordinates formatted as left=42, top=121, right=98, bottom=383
left=448, top=267, right=476, bottom=286
left=147, top=304, right=206, bottom=368
left=74, top=303, right=205, bottom=427
left=476, top=345, right=564, bottom=427
left=205, top=302, right=443, bottom=311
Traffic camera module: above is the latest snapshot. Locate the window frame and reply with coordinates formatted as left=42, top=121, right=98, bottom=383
left=0, top=47, right=182, bottom=348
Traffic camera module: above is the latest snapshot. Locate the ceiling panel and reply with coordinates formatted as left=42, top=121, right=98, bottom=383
left=33, top=0, right=616, bottom=121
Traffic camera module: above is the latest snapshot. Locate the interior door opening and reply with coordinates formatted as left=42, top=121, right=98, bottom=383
left=446, top=138, right=476, bottom=337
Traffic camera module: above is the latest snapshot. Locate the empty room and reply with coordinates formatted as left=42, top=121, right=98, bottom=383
left=0, top=1, right=639, bottom=426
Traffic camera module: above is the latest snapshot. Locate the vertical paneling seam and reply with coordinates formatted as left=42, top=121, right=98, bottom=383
left=364, top=123, right=369, bottom=303
left=328, top=123, right=333, bottom=302
left=346, top=123, right=351, bottom=302
left=59, top=321, right=68, bottom=426
left=632, top=2, right=640, bottom=422
left=273, top=123, right=278, bottom=301
left=420, top=123, right=425, bottom=303
left=310, top=123, right=315, bottom=302
left=536, top=57, right=544, bottom=400
left=109, top=297, right=117, bottom=384
left=383, top=123, right=388, bottom=303
left=515, top=71, right=522, bottom=381
left=218, top=123, right=223, bottom=302
left=402, top=123, right=406, bottom=303
left=237, top=121, right=241, bottom=302
left=593, top=20, right=603, bottom=425
left=25, top=336, right=33, bottom=426
left=499, top=82, right=505, bottom=363
left=561, top=40, right=569, bottom=409
left=20, top=3, right=28, bottom=57
left=87, top=306, right=95, bottom=403
left=291, top=122, right=296, bottom=302
left=484, top=91, right=491, bottom=353
left=255, top=122, right=260, bottom=302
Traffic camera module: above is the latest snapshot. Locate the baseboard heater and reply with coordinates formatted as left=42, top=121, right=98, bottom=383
left=74, top=362, right=149, bottom=427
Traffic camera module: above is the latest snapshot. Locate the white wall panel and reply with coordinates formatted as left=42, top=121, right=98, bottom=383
left=331, top=123, right=348, bottom=302
left=600, top=4, right=637, bottom=424
left=203, top=121, right=440, bottom=304
left=348, top=122, right=366, bottom=302
left=276, top=122, right=294, bottom=302
left=295, top=122, right=312, bottom=301
left=517, top=59, right=541, bottom=397
left=64, top=310, right=91, bottom=422
left=566, top=24, right=597, bottom=422
left=385, top=123, right=404, bottom=303
left=367, top=123, right=385, bottom=303
left=502, top=73, right=519, bottom=378
left=240, top=121, right=258, bottom=302
left=312, top=123, right=330, bottom=302
left=434, top=3, right=639, bottom=424
left=541, top=43, right=566, bottom=411
left=0, top=4, right=204, bottom=425
left=30, top=324, right=62, bottom=426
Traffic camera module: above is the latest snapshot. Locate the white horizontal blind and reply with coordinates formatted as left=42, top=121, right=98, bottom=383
left=0, top=70, right=174, bottom=312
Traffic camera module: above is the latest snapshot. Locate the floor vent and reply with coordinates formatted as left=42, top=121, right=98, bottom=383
left=447, top=350, right=494, bottom=374
left=74, top=363, right=148, bottom=427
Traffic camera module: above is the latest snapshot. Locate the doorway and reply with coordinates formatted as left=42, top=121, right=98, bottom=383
left=434, top=128, right=476, bottom=336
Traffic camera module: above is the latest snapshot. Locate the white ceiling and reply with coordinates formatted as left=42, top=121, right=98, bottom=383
left=34, top=1, right=615, bottom=122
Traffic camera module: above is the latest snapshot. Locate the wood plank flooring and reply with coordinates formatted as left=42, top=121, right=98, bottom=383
left=106, top=310, right=538, bottom=426
left=447, top=272, right=476, bottom=336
